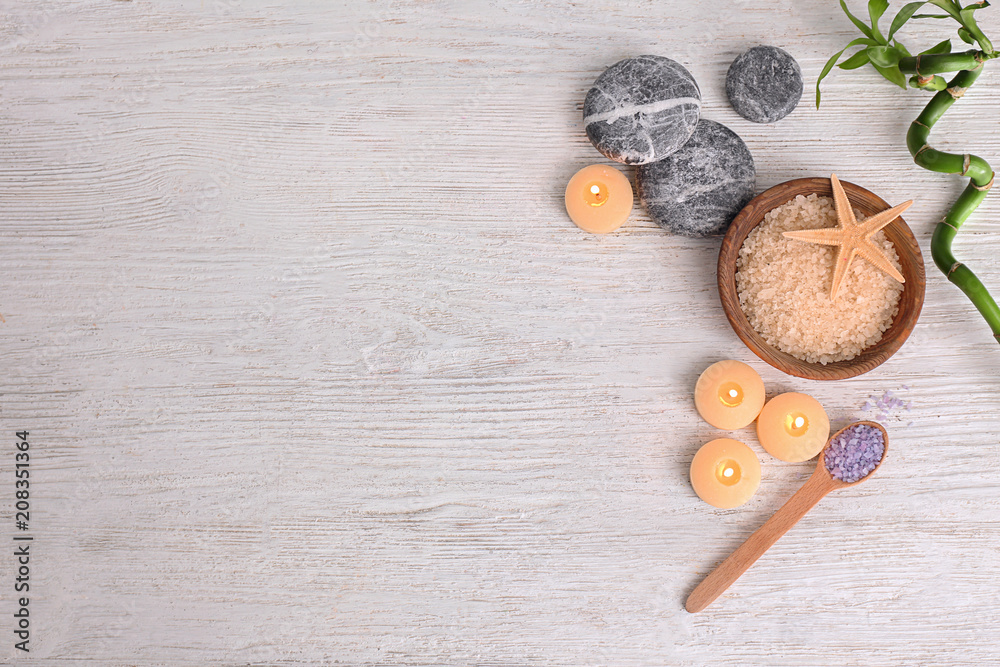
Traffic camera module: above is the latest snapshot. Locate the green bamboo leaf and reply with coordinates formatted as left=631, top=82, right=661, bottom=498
left=888, top=2, right=928, bottom=39
left=959, top=6, right=994, bottom=53
left=911, top=13, right=953, bottom=18
left=965, top=22, right=993, bottom=54
left=867, top=44, right=902, bottom=67
left=958, top=27, right=976, bottom=44
left=840, top=0, right=878, bottom=41
left=838, top=49, right=871, bottom=69
left=894, top=40, right=913, bottom=58
left=817, top=51, right=848, bottom=108
left=919, top=38, right=952, bottom=55
left=816, top=37, right=878, bottom=107
left=927, top=0, right=961, bottom=20
left=872, top=62, right=908, bottom=88
left=959, top=3, right=990, bottom=21
left=869, top=0, right=890, bottom=41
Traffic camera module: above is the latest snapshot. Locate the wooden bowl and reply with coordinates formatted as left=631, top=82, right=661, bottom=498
left=717, top=177, right=925, bottom=380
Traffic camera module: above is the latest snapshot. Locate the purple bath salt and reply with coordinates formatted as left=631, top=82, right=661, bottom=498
left=824, top=424, right=885, bottom=484
left=861, top=389, right=914, bottom=426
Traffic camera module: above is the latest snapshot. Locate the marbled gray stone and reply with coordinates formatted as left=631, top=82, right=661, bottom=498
left=726, top=46, right=802, bottom=124
left=583, top=55, right=701, bottom=165
left=636, top=119, right=755, bottom=237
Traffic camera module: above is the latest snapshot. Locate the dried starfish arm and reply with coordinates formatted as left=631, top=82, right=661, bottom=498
left=782, top=228, right=849, bottom=245
left=857, top=238, right=906, bottom=284
left=859, top=200, right=914, bottom=235
left=830, top=173, right=853, bottom=226
left=828, top=246, right=857, bottom=301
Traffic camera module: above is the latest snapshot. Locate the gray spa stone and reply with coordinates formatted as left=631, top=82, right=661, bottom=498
left=726, top=46, right=802, bottom=123
left=583, top=55, right=701, bottom=165
left=636, top=119, right=755, bottom=237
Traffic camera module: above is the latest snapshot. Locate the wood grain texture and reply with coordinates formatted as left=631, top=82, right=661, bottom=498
left=0, top=0, right=999, bottom=665
left=719, top=177, right=926, bottom=380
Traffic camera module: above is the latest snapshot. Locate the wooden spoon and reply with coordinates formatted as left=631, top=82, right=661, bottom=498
left=685, top=421, right=888, bottom=613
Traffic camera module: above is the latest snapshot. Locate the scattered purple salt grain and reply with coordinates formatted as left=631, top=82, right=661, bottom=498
left=824, top=424, right=885, bottom=484
left=861, top=388, right=914, bottom=425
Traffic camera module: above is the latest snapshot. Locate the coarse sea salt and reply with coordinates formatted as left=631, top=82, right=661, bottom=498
left=824, top=424, right=885, bottom=484
left=735, top=194, right=903, bottom=364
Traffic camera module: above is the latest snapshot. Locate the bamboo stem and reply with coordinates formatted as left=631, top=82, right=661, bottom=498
left=907, top=64, right=1000, bottom=341
left=899, top=50, right=982, bottom=76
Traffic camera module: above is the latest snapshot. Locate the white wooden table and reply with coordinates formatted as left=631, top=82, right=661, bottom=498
left=2, top=1, right=999, bottom=664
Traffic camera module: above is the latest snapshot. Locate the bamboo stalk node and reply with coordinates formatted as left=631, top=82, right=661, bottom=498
left=949, top=262, right=963, bottom=278
left=941, top=217, right=960, bottom=230
left=915, top=54, right=923, bottom=76
left=914, top=144, right=932, bottom=159
left=962, top=154, right=972, bottom=175
left=911, top=119, right=929, bottom=129
left=947, top=86, right=966, bottom=99
left=973, top=172, right=995, bottom=191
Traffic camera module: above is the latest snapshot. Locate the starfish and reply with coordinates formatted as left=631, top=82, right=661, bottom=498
left=782, top=174, right=912, bottom=300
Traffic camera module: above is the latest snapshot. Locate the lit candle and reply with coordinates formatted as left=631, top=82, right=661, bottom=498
left=690, top=438, right=761, bottom=509
left=756, top=392, right=830, bottom=463
left=564, top=164, right=633, bottom=234
left=694, top=360, right=766, bottom=430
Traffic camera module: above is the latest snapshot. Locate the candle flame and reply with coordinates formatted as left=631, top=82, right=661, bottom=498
left=716, top=459, right=741, bottom=486
left=784, top=412, right=810, bottom=436
left=718, top=382, right=744, bottom=408
left=585, top=181, right=608, bottom=207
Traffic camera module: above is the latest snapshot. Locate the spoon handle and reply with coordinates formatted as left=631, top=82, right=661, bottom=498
left=686, top=467, right=835, bottom=613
